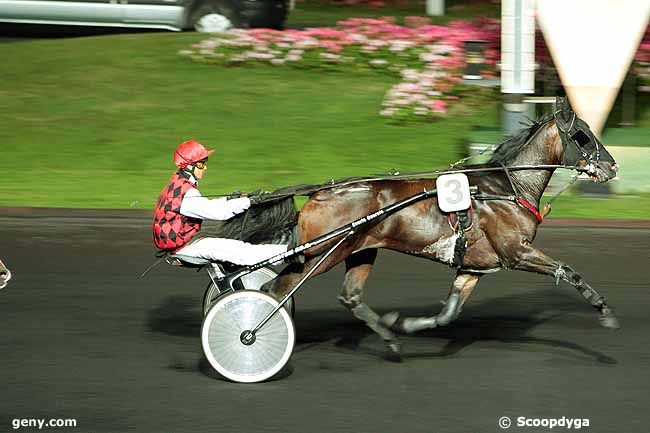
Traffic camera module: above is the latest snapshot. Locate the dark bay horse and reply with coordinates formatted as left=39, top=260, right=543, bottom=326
left=268, top=97, right=620, bottom=358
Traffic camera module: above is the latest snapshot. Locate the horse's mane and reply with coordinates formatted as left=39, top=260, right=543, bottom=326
left=484, top=115, right=554, bottom=167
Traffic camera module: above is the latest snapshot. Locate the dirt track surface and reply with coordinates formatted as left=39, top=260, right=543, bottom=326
left=1, top=215, right=648, bottom=433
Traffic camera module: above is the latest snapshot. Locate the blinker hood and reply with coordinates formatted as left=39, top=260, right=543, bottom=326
left=554, top=98, right=614, bottom=167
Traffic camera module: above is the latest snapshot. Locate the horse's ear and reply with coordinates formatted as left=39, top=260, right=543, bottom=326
left=555, top=96, right=572, bottom=115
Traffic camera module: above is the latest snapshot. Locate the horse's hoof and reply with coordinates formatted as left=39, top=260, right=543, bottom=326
left=599, top=314, right=620, bottom=329
left=384, top=341, right=403, bottom=363
left=379, top=311, right=404, bottom=333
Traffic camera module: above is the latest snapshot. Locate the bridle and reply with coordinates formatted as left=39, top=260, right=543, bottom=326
left=553, top=110, right=601, bottom=173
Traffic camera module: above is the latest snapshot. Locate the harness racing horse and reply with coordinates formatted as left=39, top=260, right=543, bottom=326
left=268, top=97, right=620, bottom=359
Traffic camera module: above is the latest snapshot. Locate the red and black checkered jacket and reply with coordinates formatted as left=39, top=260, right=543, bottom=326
left=152, top=172, right=202, bottom=251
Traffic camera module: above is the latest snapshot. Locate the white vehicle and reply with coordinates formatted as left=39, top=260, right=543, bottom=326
left=0, top=0, right=289, bottom=32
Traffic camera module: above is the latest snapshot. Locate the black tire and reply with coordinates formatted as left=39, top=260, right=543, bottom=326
left=190, top=0, right=240, bottom=32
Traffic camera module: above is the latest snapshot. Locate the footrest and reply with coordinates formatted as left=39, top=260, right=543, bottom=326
left=168, top=254, right=212, bottom=267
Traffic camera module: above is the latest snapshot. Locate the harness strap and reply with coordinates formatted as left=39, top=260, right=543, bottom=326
left=499, top=163, right=522, bottom=198
left=517, top=198, right=544, bottom=223
left=472, top=193, right=543, bottom=223
left=542, top=175, right=579, bottom=218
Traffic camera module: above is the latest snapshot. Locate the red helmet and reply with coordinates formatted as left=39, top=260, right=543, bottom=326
left=173, top=140, right=215, bottom=169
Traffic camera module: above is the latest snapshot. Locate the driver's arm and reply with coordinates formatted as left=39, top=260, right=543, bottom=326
left=179, top=188, right=251, bottom=220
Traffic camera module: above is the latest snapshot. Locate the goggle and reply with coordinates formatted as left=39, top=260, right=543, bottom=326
left=195, top=160, right=208, bottom=169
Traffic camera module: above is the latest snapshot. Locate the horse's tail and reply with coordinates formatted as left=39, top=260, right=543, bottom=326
left=195, top=197, right=298, bottom=245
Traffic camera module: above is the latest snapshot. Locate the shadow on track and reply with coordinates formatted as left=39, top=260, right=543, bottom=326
left=146, top=291, right=618, bottom=374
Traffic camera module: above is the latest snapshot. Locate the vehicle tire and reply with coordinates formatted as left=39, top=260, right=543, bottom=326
left=202, top=266, right=295, bottom=316
left=202, top=290, right=295, bottom=383
left=190, top=0, right=238, bottom=32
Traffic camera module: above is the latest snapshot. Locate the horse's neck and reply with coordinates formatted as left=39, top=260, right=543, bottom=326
left=510, top=123, right=559, bottom=208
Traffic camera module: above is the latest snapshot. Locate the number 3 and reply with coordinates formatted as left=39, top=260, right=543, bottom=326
left=436, top=173, right=471, bottom=212
left=444, top=179, right=463, bottom=204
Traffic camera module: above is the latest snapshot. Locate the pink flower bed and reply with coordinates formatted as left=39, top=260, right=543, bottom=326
left=182, top=17, right=500, bottom=122
left=181, top=18, right=650, bottom=122
left=633, top=27, right=650, bottom=92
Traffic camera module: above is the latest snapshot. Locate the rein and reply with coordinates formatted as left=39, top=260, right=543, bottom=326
left=189, top=111, right=599, bottom=223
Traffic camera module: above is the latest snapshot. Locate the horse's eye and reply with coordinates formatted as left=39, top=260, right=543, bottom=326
left=571, top=130, right=591, bottom=147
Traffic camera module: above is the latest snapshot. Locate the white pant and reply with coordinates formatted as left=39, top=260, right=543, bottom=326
left=176, top=238, right=287, bottom=266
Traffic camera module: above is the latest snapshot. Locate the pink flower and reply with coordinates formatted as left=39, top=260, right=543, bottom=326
left=428, top=100, right=448, bottom=113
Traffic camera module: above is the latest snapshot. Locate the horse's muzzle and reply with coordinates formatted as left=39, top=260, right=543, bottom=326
left=593, top=161, right=618, bottom=183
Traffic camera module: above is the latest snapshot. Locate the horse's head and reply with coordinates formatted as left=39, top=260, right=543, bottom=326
left=553, top=96, right=618, bottom=182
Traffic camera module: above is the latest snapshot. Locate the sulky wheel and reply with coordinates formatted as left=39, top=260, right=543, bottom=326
left=202, top=267, right=294, bottom=317
left=202, top=290, right=295, bottom=383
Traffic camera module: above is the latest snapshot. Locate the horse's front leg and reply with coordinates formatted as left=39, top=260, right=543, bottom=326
left=511, top=245, right=620, bottom=329
left=338, top=249, right=403, bottom=361
left=380, top=272, right=481, bottom=334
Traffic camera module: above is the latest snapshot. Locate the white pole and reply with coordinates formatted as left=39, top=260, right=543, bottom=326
left=501, top=0, right=536, bottom=95
left=426, top=0, right=444, bottom=16
left=501, top=0, right=536, bottom=135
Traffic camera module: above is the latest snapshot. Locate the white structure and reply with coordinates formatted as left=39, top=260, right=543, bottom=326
left=501, top=0, right=536, bottom=94
left=426, top=0, right=444, bottom=17
left=537, top=0, right=650, bottom=135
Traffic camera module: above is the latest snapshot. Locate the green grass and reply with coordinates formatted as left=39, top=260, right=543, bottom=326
left=288, top=0, right=500, bottom=27
left=0, top=32, right=493, bottom=209
left=2, top=27, right=649, bottom=219
left=541, top=193, right=650, bottom=220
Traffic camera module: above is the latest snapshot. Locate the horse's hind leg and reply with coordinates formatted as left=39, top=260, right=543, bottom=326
left=338, top=249, right=402, bottom=361
left=512, top=245, right=619, bottom=329
left=380, top=272, right=481, bottom=334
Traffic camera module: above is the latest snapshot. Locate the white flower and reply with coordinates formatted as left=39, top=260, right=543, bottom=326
left=246, top=51, right=274, bottom=60
left=432, top=44, right=455, bottom=54
left=349, top=34, right=368, bottom=43
left=369, top=59, right=388, bottom=66
left=419, top=53, right=439, bottom=62
left=387, top=91, right=408, bottom=99
left=198, top=39, right=219, bottom=49
left=389, top=40, right=413, bottom=53
left=320, top=53, right=341, bottom=61
left=295, top=38, right=318, bottom=49
left=400, top=69, right=419, bottom=81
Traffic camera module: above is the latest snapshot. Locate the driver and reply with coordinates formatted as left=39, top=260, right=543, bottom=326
left=152, top=140, right=288, bottom=265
